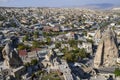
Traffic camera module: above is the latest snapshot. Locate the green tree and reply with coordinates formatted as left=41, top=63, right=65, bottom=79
left=0, top=15, right=5, bottom=21
left=114, top=68, right=120, bottom=77
left=39, top=41, right=46, bottom=46
left=117, top=21, right=120, bottom=25
left=37, top=70, right=45, bottom=75
left=46, top=37, right=51, bottom=45
left=68, top=39, right=77, bottom=48
left=24, top=62, right=30, bottom=67
left=23, top=35, right=29, bottom=41
left=17, top=43, right=26, bottom=50
left=55, top=42, right=61, bottom=48
left=64, top=48, right=88, bottom=62
left=61, top=47, right=68, bottom=53
left=32, top=40, right=40, bottom=48
left=78, top=48, right=87, bottom=58
left=31, top=59, right=38, bottom=65
left=34, top=31, right=39, bottom=38
left=64, top=53, right=73, bottom=62
left=17, top=43, right=31, bottom=50
left=112, top=26, right=116, bottom=30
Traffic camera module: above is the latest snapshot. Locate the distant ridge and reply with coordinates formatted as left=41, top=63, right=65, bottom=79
left=112, top=7, right=120, bottom=10
left=0, top=3, right=119, bottom=9
left=83, top=3, right=114, bottom=9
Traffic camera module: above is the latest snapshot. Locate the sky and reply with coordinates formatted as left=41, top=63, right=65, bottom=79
left=0, top=0, right=120, bottom=7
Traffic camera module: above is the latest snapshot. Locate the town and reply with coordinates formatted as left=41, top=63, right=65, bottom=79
left=0, top=7, right=120, bottom=80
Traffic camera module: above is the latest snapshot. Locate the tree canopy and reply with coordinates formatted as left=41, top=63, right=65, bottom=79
left=114, top=68, right=120, bottom=77
left=32, top=40, right=40, bottom=48
left=64, top=48, right=88, bottom=62
left=17, top=43, right=31, bottom=50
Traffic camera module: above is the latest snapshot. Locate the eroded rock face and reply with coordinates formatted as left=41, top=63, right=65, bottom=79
left=94, top=28, right=118, bottom=68
left=94, top=29, right=102, bottom=40
left=45, top=49, right=57, bottom=62
left=2, top=41, right=23, bottom=68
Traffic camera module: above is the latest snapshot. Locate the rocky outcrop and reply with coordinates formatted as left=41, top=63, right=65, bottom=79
left=45, top=49, right=57, bottom=62
left=94, top=29, right=102, bottom=45
left=2, top=41, right=23, bottom=68
left=94, top=29, right=102, bottom=40
left=94, top=28, right=119, bottom=68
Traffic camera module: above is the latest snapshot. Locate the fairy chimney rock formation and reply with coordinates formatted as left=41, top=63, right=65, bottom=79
left=2, top=41, right=23, bottom=68
left=94, top=28, right=118, bottom=68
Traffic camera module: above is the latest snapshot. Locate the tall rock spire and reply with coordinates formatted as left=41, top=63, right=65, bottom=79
left=2, top=41, right=23, bottom=68
left=94, top=28, right=118, bottom=68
